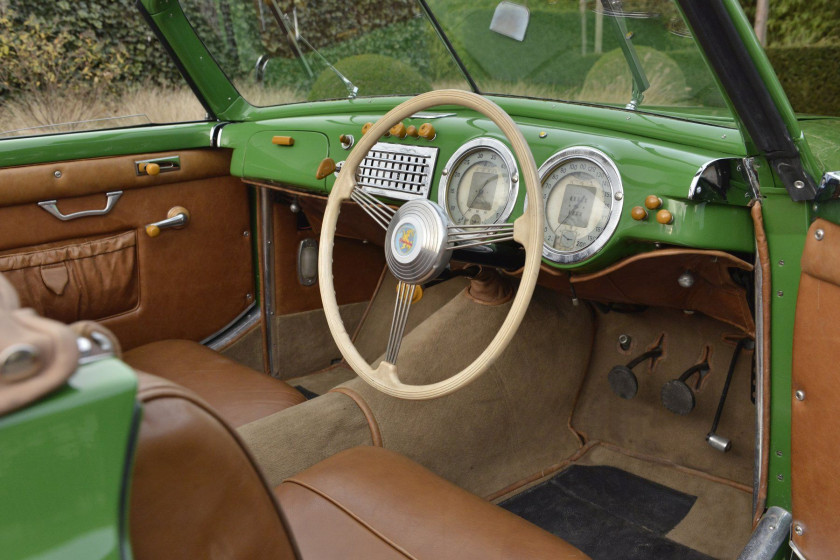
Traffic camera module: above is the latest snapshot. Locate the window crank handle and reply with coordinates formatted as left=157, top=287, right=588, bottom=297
left=145, top=206, right=190, bottom=238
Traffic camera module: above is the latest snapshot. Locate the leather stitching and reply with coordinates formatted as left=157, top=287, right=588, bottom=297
left=282, top=479, right=416, bottom=559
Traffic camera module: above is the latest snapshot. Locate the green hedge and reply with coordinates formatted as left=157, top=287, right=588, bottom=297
left=767, top=45, right=840, bottom=116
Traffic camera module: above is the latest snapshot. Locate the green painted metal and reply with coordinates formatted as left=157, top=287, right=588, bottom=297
left=224, top=99, right=755, bottom=271
left=0, top=359, right=138, bottom=560
left=241, top=131, right=329, bottom=190
left=721, top=0, right=822, bottom=185
left=760, top=192, right=809, bottom=516
left=0, top=123, right=215, bottom=168
left=141, top=0, right=242, bottom=119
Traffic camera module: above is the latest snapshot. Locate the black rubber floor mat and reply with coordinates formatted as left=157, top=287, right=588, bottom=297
left=294, top=385, right=320, bottom=400
left=501, top=465, right=714, bottom=560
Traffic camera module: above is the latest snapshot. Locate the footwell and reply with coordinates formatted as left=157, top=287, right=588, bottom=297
left=501, top=465, right=714, bottom=560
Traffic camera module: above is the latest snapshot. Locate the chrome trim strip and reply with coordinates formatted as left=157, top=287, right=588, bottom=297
left=790, top=539, right=807, bottom=560
left=437, top=137, right=519, bottom=229
left=538, top=146, right=624, bottom=264
left=211, top=121, right=231, bottom=147
left=742, top=157, right=762, bottom=200
left=203, top=303, right=260, bottom=350
left=753, top=236, right=766, bottom=518
left=259, top=188, right=278, bottom=376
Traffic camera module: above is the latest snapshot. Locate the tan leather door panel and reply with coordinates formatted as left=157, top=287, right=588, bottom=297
left=0, top=149, right=254, bottom=350
left=791, top=218, right=840, bottom=559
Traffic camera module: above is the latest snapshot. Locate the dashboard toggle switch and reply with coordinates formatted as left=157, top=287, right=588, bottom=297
left=316, top=158, right=336, bottom=180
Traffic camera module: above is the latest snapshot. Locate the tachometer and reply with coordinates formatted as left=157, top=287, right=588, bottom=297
left=438, top=138, right=518, bottom=226
left=539, top=147, right=623, bottom=263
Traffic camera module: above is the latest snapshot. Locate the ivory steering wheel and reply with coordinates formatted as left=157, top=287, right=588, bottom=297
left=318, top=90, right=543, bottom=399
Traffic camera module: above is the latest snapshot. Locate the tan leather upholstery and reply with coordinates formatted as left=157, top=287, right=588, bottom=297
left=123, top=340, right=305, bottom=428
left=130, top=372, right=297, bottom=560
left=276, top=446, right=591, bottom=559
left=129, top=369, right=588, bottom=559
left=791, top=218, right=840, bottom=559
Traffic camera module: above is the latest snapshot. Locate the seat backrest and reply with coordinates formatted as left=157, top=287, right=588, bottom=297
left=130, top=372, right=298, bottom=560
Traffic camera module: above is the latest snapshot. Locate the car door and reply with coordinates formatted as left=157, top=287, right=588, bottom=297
left=0, top=3, right=255, bottom=351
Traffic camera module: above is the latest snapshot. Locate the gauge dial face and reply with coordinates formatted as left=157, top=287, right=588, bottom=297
left=439, top=138, right=517, bottom=226
left=539, top=148, right=623, bottom=263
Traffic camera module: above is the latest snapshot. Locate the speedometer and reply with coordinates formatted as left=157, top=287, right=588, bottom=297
left=438, top=138, right=518, bottom=226
left=539, top=147, right=623, bottom=263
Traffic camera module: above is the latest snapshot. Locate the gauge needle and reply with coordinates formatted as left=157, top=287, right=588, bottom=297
left=554, top=199, right=584, bottom=234
left=467, top=176, right=496, bottom=209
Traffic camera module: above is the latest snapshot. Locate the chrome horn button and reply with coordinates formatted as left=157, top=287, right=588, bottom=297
left=384, top=200, right=452, bottom=284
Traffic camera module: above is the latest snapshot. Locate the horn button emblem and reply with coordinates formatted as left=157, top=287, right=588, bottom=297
left=385, top=200, right=452, bottom=285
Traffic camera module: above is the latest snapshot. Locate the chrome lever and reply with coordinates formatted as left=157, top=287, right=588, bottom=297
left=145, top=206, right=190, bottom=238
left=38, top=191, right=122, bottom=221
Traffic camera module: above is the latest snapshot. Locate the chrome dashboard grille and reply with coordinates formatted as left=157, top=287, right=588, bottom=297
left=356, top=142, right=438, bottom=201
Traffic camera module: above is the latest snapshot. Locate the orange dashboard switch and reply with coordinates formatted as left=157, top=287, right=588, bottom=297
left=316, top=158, right=336, bottom=180
left=645, top=195, right=662, bottom=210
left=406, top=125, right=419, bottom=138
left=418, top=123, right=436, bottom=140
left=656, top=209, right=674, bottom=225
left=631, top=206, right=647, bottom=221
left=361, top=122, right=373, bottom=135
left=272, top=136, right=295, bottom=146
left=390, top=122, right=407, bottom=139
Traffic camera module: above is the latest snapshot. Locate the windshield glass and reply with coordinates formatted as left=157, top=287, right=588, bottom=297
left=188, top=0, right=733, bottom=125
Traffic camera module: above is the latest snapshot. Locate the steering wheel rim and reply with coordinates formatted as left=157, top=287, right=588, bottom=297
left=318, top=90, right=543, bottom=400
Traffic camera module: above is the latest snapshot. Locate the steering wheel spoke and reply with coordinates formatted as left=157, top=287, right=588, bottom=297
left=384, top=281, right=417, bottom=365
left=350, top=186, right=395, bottom=231
left=447, top=222, right=516, bottom=250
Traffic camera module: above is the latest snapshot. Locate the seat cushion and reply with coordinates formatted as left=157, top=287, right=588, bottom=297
left=275, top=446, right=590, bottom=560
left=123, top=339, right=305, bottom=427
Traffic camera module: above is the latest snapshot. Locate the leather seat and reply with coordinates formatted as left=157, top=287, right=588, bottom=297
left=123, top=339, right=305, bottom=427
left=130, top=372, right=590, bottom=560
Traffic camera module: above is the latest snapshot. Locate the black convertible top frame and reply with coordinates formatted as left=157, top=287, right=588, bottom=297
left=677, top=0, right=817, bottom=201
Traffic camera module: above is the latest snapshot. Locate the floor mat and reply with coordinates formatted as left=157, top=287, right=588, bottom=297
left=501, top=465, right=714, bottom=560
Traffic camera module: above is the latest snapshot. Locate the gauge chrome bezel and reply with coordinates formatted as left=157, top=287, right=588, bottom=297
left=538, top=146, right=623, bottom=264
left=437, top=137, right=519, bottom=227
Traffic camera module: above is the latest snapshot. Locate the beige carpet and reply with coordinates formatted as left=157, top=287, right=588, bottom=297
left=221, top=302, right=367, bottom=379
left=571, top=306, right=755, bottom=485
left=339, top=285, right=595, bottom=498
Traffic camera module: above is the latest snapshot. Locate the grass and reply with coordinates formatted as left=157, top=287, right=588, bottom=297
left=0, top=85, right=207, bottom=137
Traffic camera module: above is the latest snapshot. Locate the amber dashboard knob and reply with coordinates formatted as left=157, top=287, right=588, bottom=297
left=139, top=162, right=160, bottom=176
left=656, top=209, right=674, bottom=225
left=418, top=123, right=436, bottom=140
left=631, top=206, right=647, bottom=221
left=390, top=122, right=407, bottom=139
left=645, top=195, right=662, bottom=210
left=406, top=125, right=419, bottom=138
left=361, top=122, right=373, bottom=135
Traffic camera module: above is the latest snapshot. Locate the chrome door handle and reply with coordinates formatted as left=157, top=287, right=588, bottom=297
left=145, top=206, right=190, bottom=237
left=38, top=191, right=123, bottom=221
